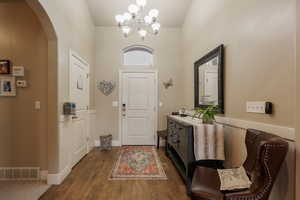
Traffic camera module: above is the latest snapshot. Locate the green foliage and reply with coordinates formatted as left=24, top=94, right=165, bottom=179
left=193, top=106, right=220, bottom=124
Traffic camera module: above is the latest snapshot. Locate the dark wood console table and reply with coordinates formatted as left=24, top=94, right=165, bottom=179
left=166, top=115, right=223, bottom=194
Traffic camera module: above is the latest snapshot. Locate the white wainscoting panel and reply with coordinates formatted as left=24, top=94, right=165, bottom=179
left=88, top=110, right=97, bottom=152
left=48, top=110, right=95, bottom=185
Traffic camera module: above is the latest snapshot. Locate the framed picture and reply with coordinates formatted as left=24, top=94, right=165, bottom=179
left=12, top=66, right=25, bottom=77
left=0, top=60, right=11, bottom=74
left=0, top=77, right=16, bottom=96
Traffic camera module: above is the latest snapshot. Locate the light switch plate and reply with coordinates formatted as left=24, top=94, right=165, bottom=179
left=35, top=101, right=41, bottom=110
left=246, top=101, right=266, bottom=113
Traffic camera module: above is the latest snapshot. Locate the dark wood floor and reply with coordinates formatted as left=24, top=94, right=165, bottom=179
left=40, top=148, right=190, bottom=200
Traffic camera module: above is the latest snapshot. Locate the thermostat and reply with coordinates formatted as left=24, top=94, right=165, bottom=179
left=16, top=80, right=27, bottom=88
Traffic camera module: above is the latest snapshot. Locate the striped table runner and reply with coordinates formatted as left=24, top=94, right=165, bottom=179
left=193, top=124, right=225, bottom=161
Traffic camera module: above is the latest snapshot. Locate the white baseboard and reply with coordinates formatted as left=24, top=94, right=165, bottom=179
left=40, top=170, right=48, bottom=181
left=94, top=139, right=121, bottom=147
left=112, top=140, right=121, bottom=146
left=47, top=166, right=71, bottom=185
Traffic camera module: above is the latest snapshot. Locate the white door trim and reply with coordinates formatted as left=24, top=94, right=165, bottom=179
left=118, top=68, right=158, bottom=146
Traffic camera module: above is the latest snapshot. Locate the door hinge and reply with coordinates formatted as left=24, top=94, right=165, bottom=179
left=86, top=73, right=90, bottom=79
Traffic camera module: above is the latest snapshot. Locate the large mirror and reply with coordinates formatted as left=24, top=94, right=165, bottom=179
left=194, top=45, right=224, bottom=113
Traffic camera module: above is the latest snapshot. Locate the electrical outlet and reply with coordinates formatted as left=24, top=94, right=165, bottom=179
left=246, top=101, right=266, bottom=113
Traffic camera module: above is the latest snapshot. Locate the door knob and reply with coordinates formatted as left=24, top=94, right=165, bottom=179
left=122, top=103, right=126, bottom=116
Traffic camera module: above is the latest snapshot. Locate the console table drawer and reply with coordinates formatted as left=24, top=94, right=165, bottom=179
left=167, top=118, right=192, bottom=165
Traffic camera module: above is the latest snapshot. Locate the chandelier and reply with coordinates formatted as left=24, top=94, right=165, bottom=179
left=115, top=0, right=161, bottom=40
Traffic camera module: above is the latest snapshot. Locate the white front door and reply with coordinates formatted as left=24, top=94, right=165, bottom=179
left=121, top=72, right=157, bottom=145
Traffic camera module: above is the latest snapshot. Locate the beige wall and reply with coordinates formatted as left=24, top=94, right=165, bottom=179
left=36, top=0, right=96, bottom=173
left=182, top=0, right=296, bottom=127
left=0, top=1, right=48, bottom=169
left=296, top=0, right=300, bottom=198
left=182, top=0, right=296, bottom=198
left=95, top=27, right=184, bottom=141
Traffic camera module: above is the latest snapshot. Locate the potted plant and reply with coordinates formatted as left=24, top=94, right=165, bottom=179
left=193, top=106, right=220, bottom=124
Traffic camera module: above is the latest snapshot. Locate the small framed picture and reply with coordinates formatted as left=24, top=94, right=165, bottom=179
left=12, top=66, right=25, bottom=77
left=0, top=60, right=11, bottom=74
left=0, top=77, right=16, bottom=96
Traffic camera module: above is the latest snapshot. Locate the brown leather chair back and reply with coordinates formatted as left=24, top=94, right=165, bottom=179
left=236, top=129, right=289, bottom=200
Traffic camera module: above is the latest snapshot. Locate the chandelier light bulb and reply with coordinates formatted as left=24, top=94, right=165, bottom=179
left=128, top=4, right=139, bottom=15
left=115, top=1, right=161, bottom=40
left=136, top=0, right=147, bottom=8
left=144, top=15, right=153, bottom=25
left=123, top=12, right=132, bottom=21
left=115, top=14, right=125, bottom=24
left=149, top=9, right=159, bottom=19
left=122, top=26, right=131, bottom=37
left=139, top=29, right=147, bottom=40
left=152, top=22, right=160, bottom=34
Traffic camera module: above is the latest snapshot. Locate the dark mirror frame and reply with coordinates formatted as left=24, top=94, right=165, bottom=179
left=194, top=44, right=224, bottom=113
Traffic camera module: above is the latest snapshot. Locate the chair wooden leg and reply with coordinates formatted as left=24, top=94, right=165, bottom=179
left=157, top=137, right=160, bottom=149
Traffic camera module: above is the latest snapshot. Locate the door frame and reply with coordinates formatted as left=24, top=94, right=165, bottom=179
left=118, top=68, right=158, bottom=146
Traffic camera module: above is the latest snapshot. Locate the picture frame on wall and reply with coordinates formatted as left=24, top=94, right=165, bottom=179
left=0, top=77, right=16, bottom=96
left=0, top=60, right=11, bottom=74
left=12, top=66, right=25, bottom=77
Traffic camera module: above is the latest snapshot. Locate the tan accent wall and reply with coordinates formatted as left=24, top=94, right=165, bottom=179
left=95, top=27, right=184, bottom=141
left=0, top=1, right=48, bottom=169
left=182, top=0, right=296, bottom=127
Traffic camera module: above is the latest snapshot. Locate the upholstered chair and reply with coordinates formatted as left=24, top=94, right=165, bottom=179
left=191, top=129, right=289, bottom=200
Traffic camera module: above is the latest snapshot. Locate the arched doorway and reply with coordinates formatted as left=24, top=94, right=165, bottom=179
left=26, top=0, right=59, bottom=178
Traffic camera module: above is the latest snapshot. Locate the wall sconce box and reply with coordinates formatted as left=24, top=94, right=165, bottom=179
left=63, top=102, right=76, bottom=115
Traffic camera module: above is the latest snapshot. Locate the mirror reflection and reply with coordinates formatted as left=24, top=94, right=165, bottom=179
left=198, top=57, right=219, bottom=106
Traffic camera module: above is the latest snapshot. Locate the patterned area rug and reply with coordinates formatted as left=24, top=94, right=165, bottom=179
left=109, top=146, right=167, bottom=180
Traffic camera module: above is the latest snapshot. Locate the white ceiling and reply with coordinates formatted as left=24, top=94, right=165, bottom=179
left=86, top=0, right=192, bottom=27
